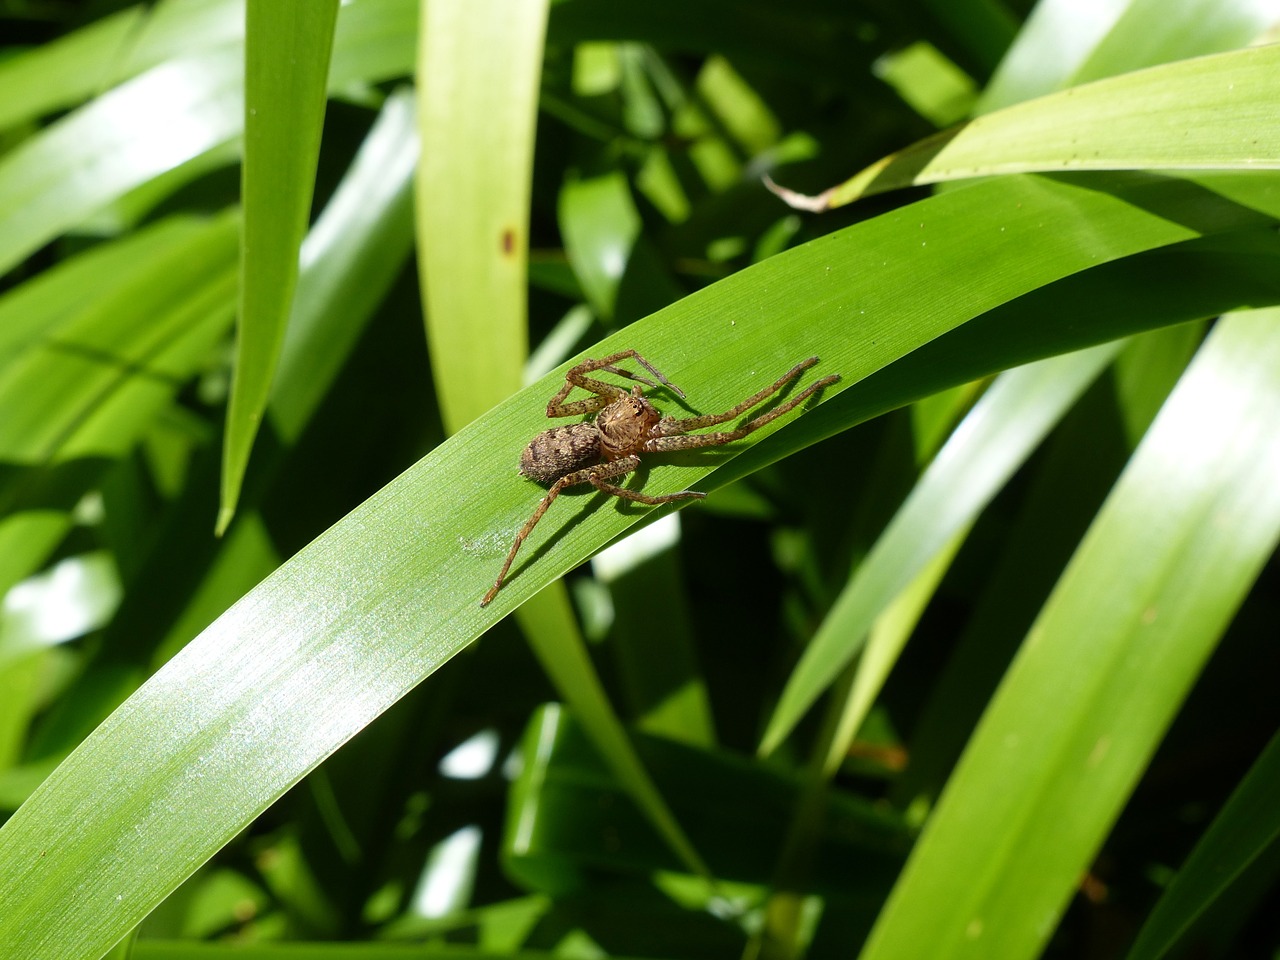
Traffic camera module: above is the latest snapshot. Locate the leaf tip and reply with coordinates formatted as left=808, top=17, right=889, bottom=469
left=214, top=505, right=235, bottom=538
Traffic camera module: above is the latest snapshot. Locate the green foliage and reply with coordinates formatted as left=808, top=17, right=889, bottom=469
left=220, top=0, right=340, bottom=531
left=0, top=2, right=1277, bottom=959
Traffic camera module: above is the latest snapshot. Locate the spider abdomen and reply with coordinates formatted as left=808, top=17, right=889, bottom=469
left=519, top=423, right=602, bottom=484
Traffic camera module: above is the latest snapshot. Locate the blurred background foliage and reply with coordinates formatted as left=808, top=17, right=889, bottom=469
left=0, top=1, right=1278, bottom=959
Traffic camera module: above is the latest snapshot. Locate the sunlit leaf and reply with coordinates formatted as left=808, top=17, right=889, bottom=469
left=978, top=0, right=1274, bottom=110
left=804, top=46, right=1280, bottom=206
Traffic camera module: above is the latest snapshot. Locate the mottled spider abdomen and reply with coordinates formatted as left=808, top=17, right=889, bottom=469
left=519, top=423, right=602, bottom=484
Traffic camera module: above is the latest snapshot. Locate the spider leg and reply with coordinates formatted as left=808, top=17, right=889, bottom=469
left=599, top=363, right=660, bottom=386
left=580, top=350, right=684, bottom=399
left=587, top=476, right=706, bottom=506
left=655, top=357, right=819, bottom=436
left=544, top=385, right=615, bottom=419
left=643, top=372, right=840, bottom=453
left=484, top=454, right=686, bottom=606
left=547, top=350, right=686, bottom=418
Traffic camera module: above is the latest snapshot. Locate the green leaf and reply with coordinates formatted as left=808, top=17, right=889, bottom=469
left=269, top=86, right=419, bottom=444
left=859, top=310, right=1280, bottom=960
left=1070, top=0, right=1277, bottom=84
left=597, top=516, right=716, bottom=747
left=505, top=705, right=907, bottom=892
left=917, top=0, right=1018, bottom=76
left=416, top=0, right=546, bottom=431
left=1112, top=322, right=1204, bottom=445
left=0, top=0, right=417, bottom=286
left=977, top=0, right=1269, bottom=110
left=218, top=0, right=340, bottom=533
left=329, top=0, right=420, bottom=89
left=817, top=46, right=1280, bottom=205
left=0, top=5, right=144, bottom=130
left=0, top=214, right=240, bottom=598
left=0, top=90, right=422, bottom=786
left=0, top=50, right=243, bottom=278
left=548, top=0, right=894, bottom=91
left=1125, top=728, right=1280, bottom=960
left=0, top=171, right=1274, bottom=959
left=978, top=0, right=1273, bottom=110
left=558, top=171, right=643, bottom=322
left=514, top=583, right=711, bottom=877
left=0, top=0, right=419, bottom=135
left=0, top=221, right=237, bottom=465
left=0, top=216, right=215, bottom=369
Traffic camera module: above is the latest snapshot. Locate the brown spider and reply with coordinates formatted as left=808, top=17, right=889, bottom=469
left=480, top=350, right=840, bottom=606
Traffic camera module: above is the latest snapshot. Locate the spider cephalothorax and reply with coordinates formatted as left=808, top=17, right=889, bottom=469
left=481, top=350, right=839, bottom=607
left=518, top=388, right=663, bottom=483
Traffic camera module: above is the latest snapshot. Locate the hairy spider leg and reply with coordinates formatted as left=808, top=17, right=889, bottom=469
left=574, top=349, right=685, bottom=398
left=653, top=357, right=817, bottom=433
left=546, top=350, right=687, bottom=418
left=598, top=365, right=660, bottom=389
left=586, top=476, right=705, bottom=507
left=480, top=455, right=704, bottom=607
left=646, top=370, right=840, bottom=453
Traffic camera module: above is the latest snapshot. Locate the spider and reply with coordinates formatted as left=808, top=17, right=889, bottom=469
left=479, top=350, right=840, bottom=607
